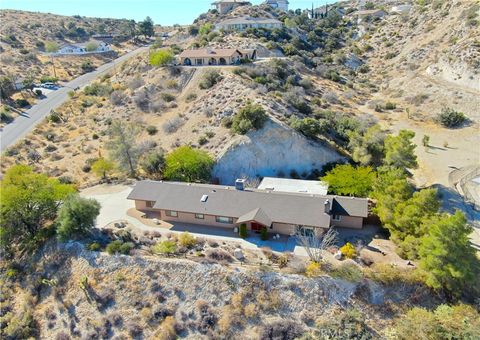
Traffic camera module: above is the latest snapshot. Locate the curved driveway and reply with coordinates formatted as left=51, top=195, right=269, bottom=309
left=0, top=46, right=148, bottom=152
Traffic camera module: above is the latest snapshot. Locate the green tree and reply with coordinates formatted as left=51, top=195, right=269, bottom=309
left=164, top=146, right=214, bottom=182
left=199, top=23, right=213, bottom=35
left=85, top=41, right=99, bottom=52
left=91, top=158, right=115, bottom=180
left=289, top=117, right=325, bottom=138
left=0, top=165, right=75, bottom=256
left=140, top=149, right=165, bottom=179
left=56, top=194, right=101, bottom=241
left=149, top=49, right=174, bottom=66
left=384, top=130, right=418, bottom=169
left=322, top=164, right=376, bottom=197
left=419, top=211, right=479, bottom=297
left=45, top=41, right=59, bottom=53
left=348, top=125, right=386, bottom=166
left=231, top=102, right=268, bottom=135
left=138, top=16, right=154, bottom=38
left=371, top=167, right=413, bottom=228
left=437, top=107, right=467, bottom=128
left=106, top=121, right=141, bottom=177
left=0, top=75, right=15, bottom=99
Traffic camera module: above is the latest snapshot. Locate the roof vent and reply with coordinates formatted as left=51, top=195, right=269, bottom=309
left=200, top=194, right=208, bottom=202
left=235, top=178, right=246, bottom=191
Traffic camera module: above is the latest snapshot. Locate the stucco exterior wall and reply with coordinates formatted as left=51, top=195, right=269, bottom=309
left=159, top=210, right=237, bottom=229
left=330, top=215, right=363, bottom=229
left=135, top=200, right=157, bottom=211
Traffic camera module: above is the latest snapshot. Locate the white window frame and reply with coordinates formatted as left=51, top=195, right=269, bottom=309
left=215, top=216, right=233, bottom=224
left=166, top=210, right=178, bottom=217
left=146, top=201, right=155, bottom=208
left=332, top=215, right=342, bottom=221
left=195, top=213, right=204, bottom=219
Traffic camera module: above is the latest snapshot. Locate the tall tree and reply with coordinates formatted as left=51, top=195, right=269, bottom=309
left=140, top=149, right=165, bottom=180
left=0, top=75, right=15, bottom=99
left=138, top=16, right=154, bottom=38
left=419, top=211, right=479, bottom=297
left=348, top=125, right=386, bottom=166
left=105, top=121, right=141, bottom=177
left=56, top=194, right=101, bottom=241
left=322, top=164, right=376, bottom=197
left=0, top=165, right=75, bottom=256
left=91, top=158, right=115, bottom=180
left=384, top=129, right=418, bottom=169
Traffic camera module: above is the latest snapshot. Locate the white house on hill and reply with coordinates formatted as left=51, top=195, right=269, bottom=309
left=264, top=0, right=289, bottom=12
left=56, top=40, right=111, bottom=55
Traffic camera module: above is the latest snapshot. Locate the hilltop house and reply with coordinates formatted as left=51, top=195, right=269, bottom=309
left=215, top=16, right=283, bottom=31
left=178, top=48, right=256, bottom=66
left=352, top=9, right=387, bottom=23
left=57, top=40, right=111, bottom=55
left=128, top=179, right=369, bottom=235
left=264, top=0, right=289, bottom=11
left=211, top=0, right=251, bottom=14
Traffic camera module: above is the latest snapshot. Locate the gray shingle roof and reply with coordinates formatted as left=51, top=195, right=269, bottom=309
left=237, top=207, right=272, bottom=226
left=128, top=180, right=369, bottom=227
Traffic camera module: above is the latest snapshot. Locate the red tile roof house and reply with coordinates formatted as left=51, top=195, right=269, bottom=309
left=178, top=48, right=256, bottom=66
left=127, top=179, right=369, bottom=236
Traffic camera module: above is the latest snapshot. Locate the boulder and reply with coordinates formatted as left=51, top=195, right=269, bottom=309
left=334, top=251, right=343, bottom=260
left=233, top=248, right=244, bottom=260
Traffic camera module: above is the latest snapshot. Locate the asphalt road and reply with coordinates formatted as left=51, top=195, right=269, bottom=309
left=0, top=46, right=148, bottom=152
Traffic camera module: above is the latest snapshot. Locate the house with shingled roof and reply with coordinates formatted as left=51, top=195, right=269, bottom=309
left=178, top=48, right=256, bottom=66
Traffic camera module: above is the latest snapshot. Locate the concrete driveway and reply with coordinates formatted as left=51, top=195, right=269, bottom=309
left=81, top=184, right=300, bottom=253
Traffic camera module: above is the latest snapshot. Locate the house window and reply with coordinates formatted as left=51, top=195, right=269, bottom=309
left=166, top=210, right=178, bottom=217
left=332, top=215, right=342, bottom=221
left=146, top=201, right=155, bottom=208
left=196, top=59, right=203, bottom=65
left=295, top=225, right=315, bottom=237
left=195, top=213, right=204, bottom=219
left=215, top=216, right=233, bottom=224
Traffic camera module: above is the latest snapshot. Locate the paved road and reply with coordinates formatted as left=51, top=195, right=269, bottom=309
left=0, top=46, right=148, bottom=152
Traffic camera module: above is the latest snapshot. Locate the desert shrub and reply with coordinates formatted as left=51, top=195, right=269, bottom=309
left=178, top=232, right=196, bottom=248
left=199, top=70, right=223, bottom=89
left=160, top=92, right=175, bottom=102
left=329, top=263, right=363, bottom=282
left=127, top=77, right=144, bottom=90
left=162, top=117, right=184, bottom=133
left=140, top=149, right=165, bottom=179
left=1, top=110, right=13, bottom=123
left=385, top=102, right=396, bottom=110
left=127, top=322, right=143, bottom=337
left=106, top=240, right=134, bottom=255
left=40, top=75, right=58, bottom=83
left=146, top=125, right=158, bottom=135
left=259, top=320, right=304, bottom=340
left=365, top=264, right=425, bottom=285
left=133, top=89, right=150, bottom=112
left=340, top=242, right=356, bottom=259
left=305, top=261, right=322, bottom=277
left=315, top=309, right=374, bottom=339
left=15, top=99, right=29, bottom=108
left=154, top=316, right=177, bottom=340
left=239, top=223, right=247, bottom=238
left=81, top=60, right=95, bottom=73
left=87, top=242, right=101, bottom=251
left=110, top=90, right=126, bottom=105
left=289, top=117, right=325, bottom=138
left=84, top=82, right=113, bottom=97
left=205, top=249, right=233, bottom=263
left=221, top=116, right=233, bottom=128
left=151, top=240, right=177, bottom=255
left=436, top=107, right=467, bottom=128
left=198, top=136, right=208, bottom=145
left=185, top=93, right=197, bottom=102
left=358, top=64, right=370, bottom=73
left=231, top=102, right=268, bottom=134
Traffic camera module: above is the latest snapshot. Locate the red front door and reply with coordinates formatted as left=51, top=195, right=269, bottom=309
left=251, top=222, right=263, bottom=231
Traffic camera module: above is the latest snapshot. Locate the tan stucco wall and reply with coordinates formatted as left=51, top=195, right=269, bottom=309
left=271, top=222, right=296, bottom=235
left=330, top=215, right=363, bottom=229
left=159, top=209, right=236, bottom=229
left=135, top=200, right=157, bottom=212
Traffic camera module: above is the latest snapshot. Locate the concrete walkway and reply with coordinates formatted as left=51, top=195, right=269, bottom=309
left=81, top=184, right=303, bottom=254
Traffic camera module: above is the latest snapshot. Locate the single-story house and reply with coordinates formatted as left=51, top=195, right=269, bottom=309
left=57, top=40, right=111, bottom=55
left=215, top=16, right=283, bottom=31
left=391, top=5, right=412, bottom=15
left=178, top=48, right=256, bottom=66
left=264, top=0, right=289, bottom=12
left=211, top=0, right=251, bottom=14
left=127, top=179, right=369, bottom=236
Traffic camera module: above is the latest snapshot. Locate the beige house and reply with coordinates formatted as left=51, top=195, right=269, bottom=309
left=127, top=179, right=369, bottom=236
left=215, top=16, right=283, bottom=31
left=178, top=48, right=256, bottom=66
left=211, top=0, right=251, bottom=14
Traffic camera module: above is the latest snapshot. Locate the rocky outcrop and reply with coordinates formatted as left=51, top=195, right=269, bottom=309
left=213, top=120, right=345, bottom=184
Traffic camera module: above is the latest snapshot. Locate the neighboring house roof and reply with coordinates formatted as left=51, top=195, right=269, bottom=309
left=212, top=0, right=250, bottom=4
left=59, top=40, right=105, bottom=49
left=237, top=207, right=272, bottom=226
left=128, top=180, right=369, bottom=227
left=331, top=196, right=368, bottom=218
left=217, top=16, right=282, bottom=26
left=178, top=48, right=243, bottom=58
left=258, top=177, right=329, bottom=195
